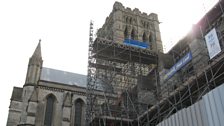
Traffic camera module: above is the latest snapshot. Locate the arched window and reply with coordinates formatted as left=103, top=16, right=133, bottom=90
left=142, top=32, right=147, bottom=42
left=131, top=29, right=135, bottom=40
left=74, top=99, right=84, bottom=126
left=148, top=33, right=154, bottom=50
left=124, top=27, right=128, bottom=39
left=44, top=94, right=55, bottom=126
left=149, top=33, right=153, bottom=42
left=126, top=17, right=128, bottom=23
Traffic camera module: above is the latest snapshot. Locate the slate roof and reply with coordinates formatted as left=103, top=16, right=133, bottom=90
left=40, top=67, right=87, bottom=87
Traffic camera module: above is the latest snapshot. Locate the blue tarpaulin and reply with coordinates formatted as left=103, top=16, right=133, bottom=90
left=123, top=39, right=149, bottom=49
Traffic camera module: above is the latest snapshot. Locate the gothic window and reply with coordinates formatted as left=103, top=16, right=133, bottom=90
left=149, top=33, right=153, bottom=42
left=143, top=32, right=147, bottom=42
left=131, top=29, right=135, bottom=40
left=124, top=27, right=128, bottom=39
left=148, top=33, right=153, bottom=49
left=130, top=18, right=132, bottom=24
left=74, top=99, right=84, bottom=126
left=44, top=94, right=55, bottom=126
left=126, top=17, right=128, bottom=23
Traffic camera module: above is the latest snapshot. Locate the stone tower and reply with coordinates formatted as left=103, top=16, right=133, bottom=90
left=19, top=41, right=43, bottom=125
left=97, top=2, right=163, bottom=52
left=25, top=40, right=43, bottom=86
left=7, top=41, right=43, bottom=126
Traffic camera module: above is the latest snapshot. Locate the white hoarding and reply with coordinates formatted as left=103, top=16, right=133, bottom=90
left=205, top=28, right=221, bottom=59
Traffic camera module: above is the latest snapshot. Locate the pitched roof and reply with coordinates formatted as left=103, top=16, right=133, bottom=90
left=40, top=67, right=87, bottom=87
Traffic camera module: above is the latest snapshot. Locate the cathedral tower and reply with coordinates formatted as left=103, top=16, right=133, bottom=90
left=97, top=2, right=163, bottom=52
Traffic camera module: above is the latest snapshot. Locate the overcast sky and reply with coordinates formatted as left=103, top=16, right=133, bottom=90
left=0, top=0, right=218, bottom=125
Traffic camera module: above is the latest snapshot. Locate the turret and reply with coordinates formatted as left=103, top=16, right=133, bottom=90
left=19, top=40, right=43, bottom=124
left=25, top=40, right=43, bottom=86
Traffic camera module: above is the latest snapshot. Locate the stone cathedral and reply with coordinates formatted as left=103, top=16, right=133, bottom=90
left=7, top=42, right=87, bottom=126
left=7, top=0, right=224, bottom=126
left=6, top=1, right=163, bottom=126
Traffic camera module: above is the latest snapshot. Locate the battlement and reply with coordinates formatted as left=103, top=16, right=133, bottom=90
left=97, top=1, right=163, bottom=53
left=113, top=1, right=158, bottom=21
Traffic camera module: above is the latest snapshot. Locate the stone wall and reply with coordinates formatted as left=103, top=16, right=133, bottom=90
left=7, top=81, right=87, bottom=126
left=97, top=2, right=163, bottom=52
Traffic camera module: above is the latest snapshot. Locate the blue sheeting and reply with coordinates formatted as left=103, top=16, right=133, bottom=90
left=123, top=39, right=149, bottom=49
left=164, top=52, right=193, bottom=80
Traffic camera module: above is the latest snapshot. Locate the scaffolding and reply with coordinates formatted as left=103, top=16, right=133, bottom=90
left=86, top=21, right=159, bottom=125
left=138, top=1, right=224, bottom=125
left=86, top=1, right=224, bottom=126
left=138, top=51, right=224, bottom=125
